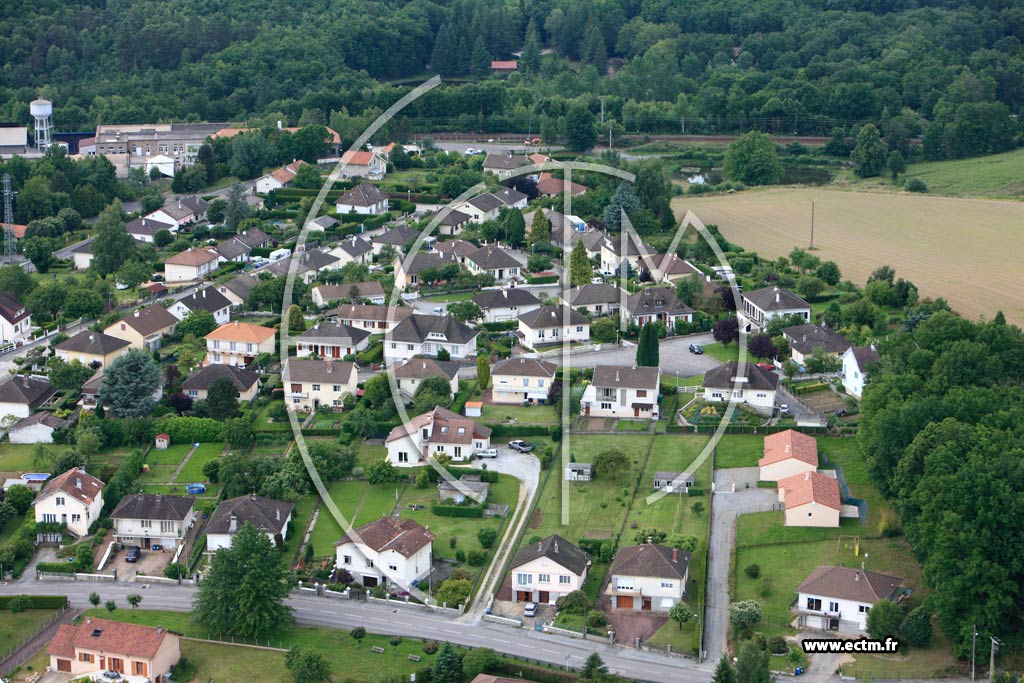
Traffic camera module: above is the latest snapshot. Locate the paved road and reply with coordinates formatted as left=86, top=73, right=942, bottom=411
left=704, top=468, right=780, bottom=664
left=434, top=142, right=563, bottom=157
left=565, top=333, right=719, bottom=377
left=0, top=581, right=715, bottom=682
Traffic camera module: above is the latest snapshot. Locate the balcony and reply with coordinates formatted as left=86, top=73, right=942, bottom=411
left=289, top=392, right=309, bottom=399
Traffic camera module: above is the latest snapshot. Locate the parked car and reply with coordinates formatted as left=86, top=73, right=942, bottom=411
left=689, top=344, right=703, bottom=354
left=101, top=671, right=122, bottom=680
left=125, top=546, right=141, bottom=563
left=151, top=273, right=164, bottom=282
left=508, top=440, right=533, bottom=453
left=464, top=147, right=482, bottom=156
left=475, top=448, right=498, bottom=459
left=757, top=362, right=775, bottom=371
left=523, top=602, right=538, bottom=618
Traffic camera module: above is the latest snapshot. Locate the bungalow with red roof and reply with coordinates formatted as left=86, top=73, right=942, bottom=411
left=49, top=617, right=180, bottom=680
left=340, top=150, right=387, bottom=179
left=759, top=429, right=819, bottom=481
left=255, top=160, right=308, bottom=194
left=34, top=467, right=105, bottom=540
left=777, top=470, right=841, bottom=527
left=335, top=517, right=435, bottom=589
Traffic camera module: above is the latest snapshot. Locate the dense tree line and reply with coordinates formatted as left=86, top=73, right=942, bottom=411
left=858, top=311, right=1024, bottom=656
left=0, top=0, right=1020, bottom=156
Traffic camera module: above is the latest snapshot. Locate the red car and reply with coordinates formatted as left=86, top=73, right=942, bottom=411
left=757, top=362, right=775, bottom=372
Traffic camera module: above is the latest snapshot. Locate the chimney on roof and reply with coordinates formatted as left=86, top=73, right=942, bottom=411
left=326, top=360, right=332, bottom=373
left=646, top=535, right=653, bottom=544
left=854, top=571, right=860, bottom=581
left=861, top=562, right=865, bottom=571
left=553, top=539, right=559, bottom=554
left=89, top=334, right=94, bottom=342
left=86, top=618, right=91, bottom=625
left=615, top=370, right=620, bottom=382
left=805, top=472, right=810, bottom=480
left=276, top=507, right=281, bottom=521
left=537, top=540, right=543, bottom=551
left=76, top=477, right=82, bottom=489
left=134, top=310, right=140, bottom=317
left=202, top=289, right=206, bottom=298
left=672, top=548, right=678, bottom=563
left=775, top=287, right=780, bottom=303
left=157, top=627, right=163, bottom=635
left=229, top=514, right=237, bottom=533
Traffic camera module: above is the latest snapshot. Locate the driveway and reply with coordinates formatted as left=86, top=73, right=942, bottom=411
left=566, top=333, right=719, bottom=378
left=703, top=473, right=780, bottom=663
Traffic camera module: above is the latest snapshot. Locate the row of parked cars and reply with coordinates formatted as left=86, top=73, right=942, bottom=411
left=474, top=440, right=534, bottom=459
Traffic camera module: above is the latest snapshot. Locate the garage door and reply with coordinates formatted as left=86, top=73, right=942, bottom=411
left=56, top=659, right=71, bottom=672
left=617, top=595, right=634, bottom=609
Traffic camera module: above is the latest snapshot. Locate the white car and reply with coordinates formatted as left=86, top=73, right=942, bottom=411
left=523, top=602, right=537, bottom=618
left=464, top=147, right=482, bottom=156
left=475, top=448, right=498, bottom=459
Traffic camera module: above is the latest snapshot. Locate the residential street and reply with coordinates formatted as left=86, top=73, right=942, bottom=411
left=565, top=333, right=719, bottom=377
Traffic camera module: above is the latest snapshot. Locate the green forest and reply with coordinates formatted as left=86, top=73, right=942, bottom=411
left=0, top=0, right=1021, bottom=159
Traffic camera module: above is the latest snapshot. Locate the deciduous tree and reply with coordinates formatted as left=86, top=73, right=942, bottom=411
left=723, top=132, right=782, bottom=186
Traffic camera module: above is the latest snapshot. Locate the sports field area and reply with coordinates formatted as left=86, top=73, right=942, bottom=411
left=676, top=187, right=1024, bottom=324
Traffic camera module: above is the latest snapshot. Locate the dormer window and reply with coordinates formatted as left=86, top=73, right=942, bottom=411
left=457, top=427, right=466, bottom=434
left=440, top=426, right=448, bottom=433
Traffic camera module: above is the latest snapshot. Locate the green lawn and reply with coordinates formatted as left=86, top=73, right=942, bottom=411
left=284, top=494, right=317, bottom=559
left=309, top=480, right=377, bottom=555
left=714, top=434, right=766, bottom=468
left=700, top=342, right=740, bottom=363
left=78, top=609, right=441, bottom=682
left=175, top=443, right=225, bottom=483
left=480, top=402, right=558, bottom=426
left=422, top=291, right=477, bottom=303
left=0, top=610, right=59, bottom=654
left=661, top=374, right=704, bottom=390
left=146, top=444, right=193, bottom=466
left=614, top=420, right=650, bottom=432
left=0, top=444, right=70, bottom=472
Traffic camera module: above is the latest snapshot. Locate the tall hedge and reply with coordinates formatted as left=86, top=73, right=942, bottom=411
left=431, top=503, right=484, bottom=518
left=153, top=416, right=225, bottom=444
left=0, top=595, right=68, bottom=609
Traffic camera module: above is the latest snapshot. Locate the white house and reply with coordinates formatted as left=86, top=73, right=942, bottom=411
left=110, top=493, right=196, bottom=550
left=392, top=358, right=461, bottom=400
left=34, top=468, right=105, bottom=540
left=581, top=365, right=661, bottom=419
left=125, top=216, right=176, bottom=243
left=204, top=321, right=276, bottom=367
left=759, top=429, right=819, bottom=482
left=605, top=542, right=690, bottom=612
left=517, top=306, right=590, bottom=350
left=491, top=357, right=557, bottom=405
left=312, top=281, right=386, bottom=307
left=702, top=361, right=779, bottom=410
left=393, top=251, right=459, bottom=290
left=385, top=406, right=492, bottom=467
left=168, top=287, right=232, bottom=326
left=782, top=323, right=851, bottom=365
left=465, top=245, right=522, bottom=284
left=336, top=183, right=389, bottom=215
left=163, top=247, right=220, bottom=283
left=8, top=413, right=71, bottom=445
left=796, top=565, right=904, bottom=633
left=472, top=288, right=541, bottom=323
left=147, top=196, right=208, bottom=227
left=778, top=470, right=841, bottom=528
left=510, top=535, right=590, bottom=604
left=740, top=286, right=812, bottom=333
left=182, top=364, right=260, bottom=403
left=340, top=150, right=387, bottom=179
left=482, top=153, right=528, bottom=179
left=104, top=305, right=179, bottom=352
left=842, top=346, right=879, bottom=399
left=325, top=303, right=413, bottom=333
left=294, top=322, right=370, bottom=359
left=0, top=375, right=57, bottom=422
left=329, top=235, right=374, bottom=267
left=385, top=314, right=479, bottom=363
left=561, top=283, right=624, bottom=317
left=255, top=160, right=306, bottom=194
left=335, top=517, right=434, bottom=589
left=622, top=286, right=694, bottom=330
left=0, top=292, right=31, bottom=344
left=284, top=359, right=359, bottom=412
left=206, top=494, right=294, bottom=552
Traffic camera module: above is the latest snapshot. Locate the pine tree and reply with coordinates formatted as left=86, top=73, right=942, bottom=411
left=476, top=355, right=491, bottom=391
left=603, top=183, right=642, bottom=232
left=580, top=19, right=607, bottom=73
left=529, top=208, right=552, bottom=247
left=712, top=655, right=737, bottom=683
left=454, top=36, right=470, bottom=75
left=99, top=349, right=162, bottom=417
left=470, top=36, right=491, bottom=77
left=504, top=208, right=526, bottom=247
left=521, top=18, right=541, bottom=74
left=431, top=24, right=453, bottom=74
left=636, top=322, right=659, bottom=367
left=206, top=377, right=241, bottom=420
left=197, top=143, right=218, bottom=185
left=431, top=642, right=463, bottom=683
left=579, top=653, right=607, bottom=681
left=569, top=242, right=594, bottom=287
left=735, top=642, right=771, bottom=683
left=288, top=304, right=306, bottom=333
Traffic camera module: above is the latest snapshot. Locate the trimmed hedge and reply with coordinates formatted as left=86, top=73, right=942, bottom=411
left=485, top=424, right=549, bottom=438
left=153, top=416, right=225, bottom=443
left=525, top=274, right=559, bottom=285
left=793, top=381, right=830, bottom=395
left=431, top=503, right=484, bottom=518
left=478, top=320, right=517, bottom=332
left=0, top=595, right=68, bottom=609
left=35, top=562, right=77, bottom=574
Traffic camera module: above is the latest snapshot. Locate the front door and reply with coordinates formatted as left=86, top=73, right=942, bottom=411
left=143, top=537, right=151, bottom=549
left=617, top=595, right=634, bottom=609
left=634, top=406, right=640, bottom=417
left=585, top=405, right=591, bottom=416
left=538, top=591, right=550, bottom=604
left=642, top=597, right=652, bottom=611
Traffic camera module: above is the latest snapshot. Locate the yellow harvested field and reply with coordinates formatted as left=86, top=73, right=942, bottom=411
left=674, top=188, right=1024, bottom=324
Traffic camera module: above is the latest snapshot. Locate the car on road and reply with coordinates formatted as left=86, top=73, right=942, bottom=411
left=778, top=403, right=792, bottom=416
left=464, top=147, right=483, bottom=155
left=125, top=546, right=141, bottom=563
left=508, top=440, right=533, bottom=453
left=475, top=448, right=498, bottom=459
left=523, top=602, right=538, bottom=618
left=689, top=344, right=704, bottom=354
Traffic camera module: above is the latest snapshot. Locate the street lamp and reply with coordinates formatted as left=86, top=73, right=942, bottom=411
left=971, top=625, right=979, bottom=681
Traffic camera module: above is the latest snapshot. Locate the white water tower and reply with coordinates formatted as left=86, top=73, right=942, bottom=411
left=30, top=98, right=53, bottom=152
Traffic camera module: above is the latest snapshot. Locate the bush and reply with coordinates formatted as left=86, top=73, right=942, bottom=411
left=164, top=562, right=183, bottom=580
left=587, top=611, right=607, bottom=628
left=455, top=549, right=466, bottom=563
left=467, top=549, right=488, bottom=566
left=202, top=459, right=220, bottom=483
left=877, top=508, right=902, bottom=537
left=422, top=641, right=439, bottom=655
left=767, top=635, right=788, bottom=654
left=904, top=178, right=928, bottom=193
left=476, top=527, right=498, bottom=549
left=0, top=595, right=68, bottom=609
left=555, top=590, right=588, bottom=615
left=462, top=647, right=499, bottom=679
left=900, top=606, right=933, bottom=647
left=8, top=594, right=31, bottom=613
left=431, top=503, right=484, bottom=518
left=744, top=564, right=761, bottom=579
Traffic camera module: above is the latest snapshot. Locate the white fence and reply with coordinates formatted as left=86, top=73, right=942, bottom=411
left=483, top=614, right=522, bottom=628
left=37, top=571, right=117, bottom=582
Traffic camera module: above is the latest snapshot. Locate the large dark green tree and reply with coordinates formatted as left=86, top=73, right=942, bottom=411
left=91, top=200, right=136, bottom=277
left=193, top=523, right=293, bottom=639
left=563, top=104, right=596, bottom=152
left=852, top=124, right=888, bottom=178
left=98, top=349, right=162, bottom=417
left=430, top=642, right=463, bottom=683
left=206, top=377, right=241, bottom=420
left=723, top=132, right=782, bottom=186
left=636, top=322, right=659, bottom=367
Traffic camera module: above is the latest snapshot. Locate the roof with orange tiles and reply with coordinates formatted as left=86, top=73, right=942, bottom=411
left=49, top=617, right=173, bottom=660
left=778, top=470, right=841, bottom=511
left=164, top=247, right=220, bottom=267
left=205, top=321, right=276, bottom=344
left=39, top=467, right=105, bottom=506
left=759, top=429, right=819, bottom=468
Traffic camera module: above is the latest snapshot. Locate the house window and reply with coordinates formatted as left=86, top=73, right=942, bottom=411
left=828, top=601, right=839, bottom=613
left=141, top=520, right=151, bottom=528
left=333, top=385, right=341, bottom=392
left=859, top=605, right=869, bottom=613
left=637, top=390, right=647, bottom=398
left=806, top=597, right=822, bottom=611
left=72, top=514, right=81, bottom=523
left=407, top=344, right=414, bottom=351
left=539, top=573, right=550, bottom=583
left=391, top=342, right=397, bottom=349
left=559, top=576, right=571, bottom=584
left=55, top=496, right=65, bottom=507
left=601, top=402, right=612, bottom=410
left=516, top=573, right=533, bottom=585
left=187, top=390, right=198, bottom=397
left=576, top=326, right=583, bottom=332
left=756, top=393, right=766, bottom=398
left=538, top=380, right=545, bottom=387
left=343, top=555, right=352, bottom=564
left=398, top=452, right=409, bottom=463
left=523, top=378, right=529, bottom=387
left=79, top=653, right=94, bottom=663
left=42, top=514, right=56, bottom=523
left=661, top=581, right=674, bottom=589
left=389, top=564, right=398, bottom=572
left=312, top=384, right=321, bottom=391
left=454, top=446, right=462, bottom=458
left=132, top=661, right=147, bottom=677
left=160, top=520, right=174, bottom=533
left=367, top=559, right=374, bottom=568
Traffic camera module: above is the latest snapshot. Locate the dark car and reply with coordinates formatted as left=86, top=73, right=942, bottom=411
left=689, top=344, right=704, bottom=354
left=125, top=546, right=141, bottom=563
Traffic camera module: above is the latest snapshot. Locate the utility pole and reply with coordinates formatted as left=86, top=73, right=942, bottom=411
left=809, top=200, right=815, bottom=250
left=2, top=173, right=14, bottom=264
left=989, top=636, right=1000, bottom=683
left=681, top=115, right=686, bottom=134
left=608, top=126, right=612, bottom=151
left=599, top=96, right=606, bottom=125
left=971, top=625, right=978, bottom=681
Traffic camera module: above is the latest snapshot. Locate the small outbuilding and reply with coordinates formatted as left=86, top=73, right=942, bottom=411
left=155, top=433, right=171, bottom=450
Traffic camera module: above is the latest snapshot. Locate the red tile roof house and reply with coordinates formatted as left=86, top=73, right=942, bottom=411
left=49, top=616, right=180, bottom=681
left=340, top=150, right=387, bottom=179
left=34, top=467, right=105, bottom=540
left=255, top=159, right=309, bottom=194
left=777, top=470, right=842, bottom=527
left=758, top=429, right=819, bottom=482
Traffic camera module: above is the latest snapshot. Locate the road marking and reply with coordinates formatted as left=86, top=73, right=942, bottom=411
left=542, top=649, right=560, bottom=654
